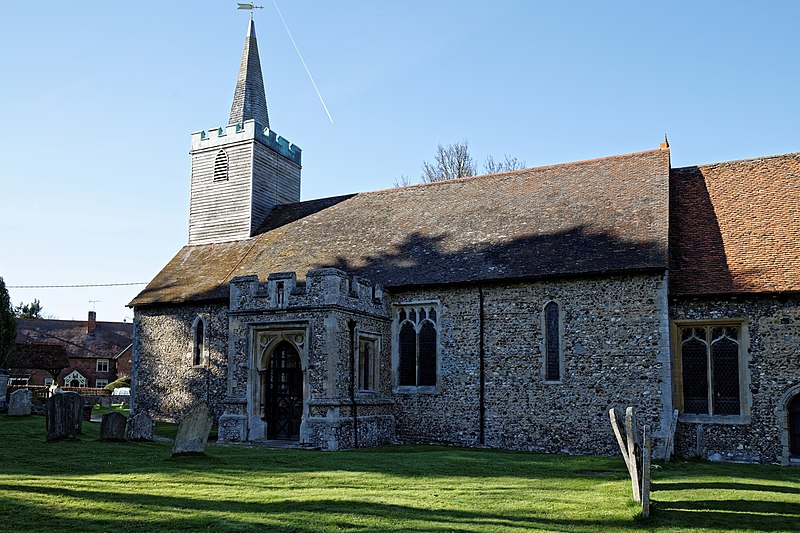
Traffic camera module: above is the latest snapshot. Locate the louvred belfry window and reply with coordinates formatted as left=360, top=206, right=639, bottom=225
left=213, top=149, right=229, bottom=181
left=396, top=304, right=439, bottom=388
left=679, top=325, right=742, bottom=416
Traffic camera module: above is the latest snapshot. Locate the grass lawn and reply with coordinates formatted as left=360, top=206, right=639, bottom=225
left=0, top=414, right=798, bottom=532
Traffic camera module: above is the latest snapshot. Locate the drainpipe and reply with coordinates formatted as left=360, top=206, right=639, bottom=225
left=348, top=319, right=359, bottom=448
left=479, top=285, right=486, bottom=445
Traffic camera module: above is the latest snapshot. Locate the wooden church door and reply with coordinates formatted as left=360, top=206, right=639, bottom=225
left=265, top=341, right=303, bottom=440
left=790, top=394, right=800, bottom=457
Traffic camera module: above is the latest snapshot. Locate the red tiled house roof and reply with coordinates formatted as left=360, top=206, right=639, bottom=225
left=670, top=153, right=800, bottom=295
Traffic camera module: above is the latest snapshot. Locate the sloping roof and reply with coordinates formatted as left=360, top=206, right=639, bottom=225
left=670, top=152, right=800, bottom=295
left=8, top=343, right=69, bottom=373
left=15, top=317, right=133, bottom=360
left=131, top=148, right=670, bottom=306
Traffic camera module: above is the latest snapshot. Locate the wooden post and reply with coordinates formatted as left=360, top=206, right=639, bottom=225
left=641, top=425, right=652, bottom=518
left=609, top=407, right=641, bottom=503
left=625, top=407, right=641, bottom=503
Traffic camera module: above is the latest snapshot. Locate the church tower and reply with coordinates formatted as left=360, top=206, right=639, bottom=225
left=188, top=20, right=302, bottom=245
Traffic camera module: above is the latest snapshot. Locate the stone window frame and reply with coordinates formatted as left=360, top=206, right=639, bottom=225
left=670, top=318, right=751, bottom=425
left=96, top=379, right=109, bottom=388
left=541, top=300, right=565, bottom=384
left=191, top=315, right=209, bottom=368
left=96, top=359, right=109, bottom=373
left=392, top=300, right=440, bottom=394
left=357, top=331, right=381, bottom=393
left=775, top=383, right=800, bottom=466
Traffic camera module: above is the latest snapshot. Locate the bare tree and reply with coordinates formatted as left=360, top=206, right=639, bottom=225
left=420, top=140, right=477, bottom=183
left=393, top=174, right=412, bottom=188
left=483, top=154, right=526, bottom=174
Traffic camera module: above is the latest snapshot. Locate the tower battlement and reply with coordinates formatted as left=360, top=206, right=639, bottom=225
left=190, top=120, right=301, bottom=165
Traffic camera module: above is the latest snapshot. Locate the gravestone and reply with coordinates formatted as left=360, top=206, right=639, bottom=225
left=100, top=412, right=127, bottom=441
left=99, top=396, right=112, bottom=408
left=126, top=412, right=155, bottom=441
left=8, top=388, right=32, bottom=416
left=172, top=401, right=213, bottom=456
left=46, top=392, right=83, bottom=440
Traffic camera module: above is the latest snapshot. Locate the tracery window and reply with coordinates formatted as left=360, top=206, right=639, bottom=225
left=396, top=303, right=439, bottom=389
left=675, top=322, right=747, bottom=420
left=543, top=301, right=562, bottom=382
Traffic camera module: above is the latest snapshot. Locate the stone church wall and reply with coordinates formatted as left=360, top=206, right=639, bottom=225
left=222, top=270, right=394, bottom=449
left=390, top=272, right=673, bottom=456
left=670, top=294, right=800, bottom=464
left=132, top=303, right=229, bottom=421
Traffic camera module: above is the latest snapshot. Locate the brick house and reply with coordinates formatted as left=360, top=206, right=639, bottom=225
left=12, top=311, right=133, bottom=389
left=130, top=21, right=799, bottom=464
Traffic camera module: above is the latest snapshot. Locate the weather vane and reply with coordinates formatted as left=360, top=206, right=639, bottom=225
left=237, top=3, right=264, bottom=19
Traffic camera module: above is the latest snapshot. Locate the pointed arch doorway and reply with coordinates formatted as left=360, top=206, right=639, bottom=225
left=263, top=340, right=303, bottom=440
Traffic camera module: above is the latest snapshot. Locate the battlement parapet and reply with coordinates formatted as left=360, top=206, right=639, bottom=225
left=229, top=269, right=384, bottom=315
left=190, top=120, right=301, bottom=165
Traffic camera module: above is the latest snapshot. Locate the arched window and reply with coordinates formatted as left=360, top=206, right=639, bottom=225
left=193, top=317, right=206, bottom=367
left=544, top=301, right=561, bottom=382
left=395, top=303, right=439, bottom=389
left=213, top=149, right=229, bottom=181
left=418, top=321, right=437, bottom=386
left=398, top=322, right=417, bottom=386
left=677, top=324, right=743, bottom=417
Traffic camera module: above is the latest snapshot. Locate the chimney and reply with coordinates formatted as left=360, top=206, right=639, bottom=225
left=88, top=311, right=97, bottom=335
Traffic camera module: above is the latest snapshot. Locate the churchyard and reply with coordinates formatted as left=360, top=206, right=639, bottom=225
left=0, top=409, right=798, bottom=532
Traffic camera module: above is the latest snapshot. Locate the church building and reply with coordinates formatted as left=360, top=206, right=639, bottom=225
left=130, top=21, right=800, bottom=464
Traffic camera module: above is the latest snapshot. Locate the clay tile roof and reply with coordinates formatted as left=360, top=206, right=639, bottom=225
left=130, top=148, right=671, bottom=306
left=15, top=317, right=133, bottom=360
left=670, top=152, right=800, bottom=295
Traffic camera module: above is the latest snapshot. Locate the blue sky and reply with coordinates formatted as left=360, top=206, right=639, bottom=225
left=1, top=1, right=798, bottom=322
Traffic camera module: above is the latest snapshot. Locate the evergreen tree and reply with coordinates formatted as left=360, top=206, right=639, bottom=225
left=15, top=299, right=43, bottom=318
left=0, top=277, right=16, bottom=370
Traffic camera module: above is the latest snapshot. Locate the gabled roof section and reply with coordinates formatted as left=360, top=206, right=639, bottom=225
left=131, top=148, right=671, bottom=306
left=670, top=152, right=800, bottom=296
left=15, top=317, right=133, bottom=360
left=229, top=19, right=269, bottom=128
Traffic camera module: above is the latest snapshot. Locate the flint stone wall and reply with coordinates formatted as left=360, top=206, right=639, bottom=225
left=225, top=270, right=394, bottom=450
left=390, top=273, right=673, bottom=456
left=133, top=303, right=228, bottom=422
left=670, top=294, right=800, bottom=464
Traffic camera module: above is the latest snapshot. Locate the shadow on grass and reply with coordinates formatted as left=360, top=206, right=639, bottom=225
left=0, top=483, right=636, bottom=532
left=653, top=481, right=800, bottom=495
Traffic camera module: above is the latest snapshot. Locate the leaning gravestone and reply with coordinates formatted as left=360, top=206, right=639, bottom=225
left=126, top=412, right=155, bottom=441
left=100, top=412, right=127, bottom=441
left=46, top=391, right=83, bottom=440
left=172, top=401, right=213, bottom=456
left=8, top=388, right=33, bottom=417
